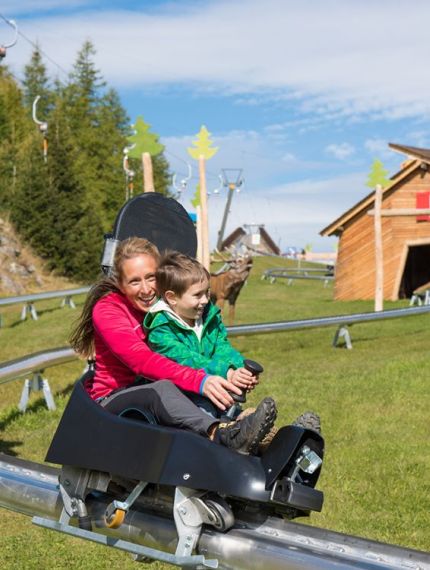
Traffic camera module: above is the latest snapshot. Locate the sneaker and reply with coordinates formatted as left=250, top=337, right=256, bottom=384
left=293, top=411, right=321, bottom=434
left=217, top=397, right=277, bottom=455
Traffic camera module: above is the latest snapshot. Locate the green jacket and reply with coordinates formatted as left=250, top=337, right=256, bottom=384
left=144, top=300, right=244, bottom=378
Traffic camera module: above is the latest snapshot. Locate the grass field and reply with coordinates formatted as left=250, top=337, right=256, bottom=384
left=0, top=255, right=429, bottom=568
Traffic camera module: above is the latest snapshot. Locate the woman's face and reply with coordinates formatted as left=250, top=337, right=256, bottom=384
left=119, top=254, right=158, bottom=312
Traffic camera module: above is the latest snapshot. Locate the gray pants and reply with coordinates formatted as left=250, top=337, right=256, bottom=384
left=100, top=380, right=216, bottom=436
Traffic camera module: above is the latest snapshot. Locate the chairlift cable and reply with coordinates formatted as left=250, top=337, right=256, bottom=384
left=0, top=12, right=69, bottom=77
left=0, top=16, right=17, bottom=60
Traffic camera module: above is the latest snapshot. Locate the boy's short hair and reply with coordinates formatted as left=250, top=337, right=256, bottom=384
left=156, top=251, right=210, bottom=297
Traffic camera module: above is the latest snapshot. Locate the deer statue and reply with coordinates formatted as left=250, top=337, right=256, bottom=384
left=210, top=253, right=253, bottom=325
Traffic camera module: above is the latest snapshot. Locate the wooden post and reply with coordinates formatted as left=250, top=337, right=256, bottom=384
left=374, top=183, right=383, bottom=311
left=198, top=155, right=210, bottom=270
left=142, top=152, right=155, bottom=193
left=196, top=205, right=203, bottom=264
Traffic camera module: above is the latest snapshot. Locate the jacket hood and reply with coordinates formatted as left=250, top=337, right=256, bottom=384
left=144, top=299, right=219, bottom=331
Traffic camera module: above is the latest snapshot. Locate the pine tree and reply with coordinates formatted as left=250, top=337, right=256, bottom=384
left=64, top=42, right=128, bottom=230
left=12, top=99, right=103, bottom=280
left=48, top=102, right=103, bottom=279
left=0, top=67, right=30, bottom=212
left=366, top=159, right=390, bottom=188
left=22, top=47, right=52, bottom=116
left=11, top=132, right=55, bottom=260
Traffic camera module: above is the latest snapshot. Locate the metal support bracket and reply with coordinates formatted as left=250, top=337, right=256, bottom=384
left=173, top=486, right=232, bottom=562
left=18, top=372, right=56, bottom=412
left=32, top=517, right=218, bottom=569
left=105, top=480, right=148, bottom=521
left=333, top=325, right=353, bottom=349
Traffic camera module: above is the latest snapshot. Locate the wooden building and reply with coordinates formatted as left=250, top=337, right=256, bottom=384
left=221, top=225, right=280, bottom=256
left=320, top=143, right=430, bottom=300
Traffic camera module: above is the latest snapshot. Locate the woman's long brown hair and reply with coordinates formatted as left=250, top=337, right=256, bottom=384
left=69, top=237, right=160, bottom=358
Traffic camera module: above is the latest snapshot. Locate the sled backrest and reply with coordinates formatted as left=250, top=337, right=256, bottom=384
left=101, top=193, right=197, bottom=274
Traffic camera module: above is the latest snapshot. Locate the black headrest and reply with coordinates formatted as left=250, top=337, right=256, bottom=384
left=113, top=193, right=197, bottom=257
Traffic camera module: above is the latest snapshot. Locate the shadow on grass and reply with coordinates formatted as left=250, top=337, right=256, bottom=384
left=8, top=307, right=79, bottom=329
left=0, top=439, right=22, bottom=456
left=0, top=383, right=74, bottom=429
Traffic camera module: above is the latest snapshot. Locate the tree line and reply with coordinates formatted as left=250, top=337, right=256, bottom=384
left=0, top=41, right=171, bottom=281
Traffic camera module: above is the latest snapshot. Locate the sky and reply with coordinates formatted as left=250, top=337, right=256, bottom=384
left=2, top=0, right=430, bottom=252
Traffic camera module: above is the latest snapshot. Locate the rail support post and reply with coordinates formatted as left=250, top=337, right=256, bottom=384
left=18, top=371, right=56, bottom=412
left=61, top=295, right=76, bottom=309
left=333, top=325, right=352, bottom=349
left=21, top=303, right=38, bottom=321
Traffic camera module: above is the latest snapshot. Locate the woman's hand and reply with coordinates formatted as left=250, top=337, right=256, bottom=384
left=227, top=367, right=259, bottom=391
left=202, top=375, right=241, bottom=411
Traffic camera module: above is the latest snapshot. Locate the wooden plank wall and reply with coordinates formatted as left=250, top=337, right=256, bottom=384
left=334, top=167, right=430, bottom=300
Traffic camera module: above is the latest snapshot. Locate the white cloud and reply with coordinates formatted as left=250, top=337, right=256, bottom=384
left=163, top=127, right=367, bottom=250
left=364, top=138, right=393, bottom=159
left=325, top=143, right=355, bottom=160
left=5, top=0, right=430, bottom=121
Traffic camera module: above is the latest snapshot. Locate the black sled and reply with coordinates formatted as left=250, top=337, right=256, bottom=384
left=42, top=193, right=325, bottom=568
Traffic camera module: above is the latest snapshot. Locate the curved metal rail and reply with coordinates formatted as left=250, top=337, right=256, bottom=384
left=0, top=287, right=90, bottom=308
left=228, top=304, right=430, bottom=339
left=0, top=346, right=76, bottom=385
left=0, top=454, right=429, bottom=569
left=0, top=287, right=90, bottom=327
left=1, top=304, right=430, bottom=389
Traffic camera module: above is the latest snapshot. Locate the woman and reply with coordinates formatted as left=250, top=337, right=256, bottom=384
left=70, top=237, right=277, bottom=455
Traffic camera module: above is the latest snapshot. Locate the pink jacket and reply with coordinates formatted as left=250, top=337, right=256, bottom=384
left=86, top=291, right=207, bottom=399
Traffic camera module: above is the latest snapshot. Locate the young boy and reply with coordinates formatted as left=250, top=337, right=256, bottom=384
left=145, top=251, right=321, bottom=443
left=144, top=251, right=259, bottom=407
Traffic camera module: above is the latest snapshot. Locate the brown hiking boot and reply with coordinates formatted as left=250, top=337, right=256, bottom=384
left=293, top=411, right=321, bottom=434
left=234, top=406, right=278, bottom=454
left=217, top=397, right=277, bottom=455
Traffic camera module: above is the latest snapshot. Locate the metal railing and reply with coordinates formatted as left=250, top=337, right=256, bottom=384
left=2, top=304, right=430, bottom=411
left=0, top=347, right=78, bottom=412
left=262, top=268, right=334, bottom=286
left=0, top=287, right=90, bottom=327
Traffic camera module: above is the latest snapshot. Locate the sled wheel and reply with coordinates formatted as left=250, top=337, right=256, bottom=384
left=205, top=498, right=234, bottom=531
left=104, top=508, right=126, bottom=529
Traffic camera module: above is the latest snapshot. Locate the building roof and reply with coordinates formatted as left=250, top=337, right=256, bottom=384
left=221, top=226, right=280, bottom=255
left=319, top=143, right=430, bottom=237
left=388, top=143, right=430, bottom=163
left=221, top=227, right=246, bottom=250
left=259, top=227, right=280, bottom=255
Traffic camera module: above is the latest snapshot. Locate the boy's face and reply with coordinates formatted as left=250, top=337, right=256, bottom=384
left=168, top=279, right=209, bottom=324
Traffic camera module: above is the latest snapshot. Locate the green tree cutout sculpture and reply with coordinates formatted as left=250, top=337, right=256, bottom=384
left=366, top=159, right=390, bottom=189
left=126, top=116, right=165, bottom=193
left=191, top=184, right=201, bottom=208
left=187, top=125, right=218, bottom=160
left=127, top=116, right=164, bottom=158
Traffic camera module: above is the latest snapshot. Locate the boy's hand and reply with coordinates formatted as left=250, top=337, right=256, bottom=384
left=203, top=375, right=241, bottom=411
left=227, top=367, right=259, bottom=390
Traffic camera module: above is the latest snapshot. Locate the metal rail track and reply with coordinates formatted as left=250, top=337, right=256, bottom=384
left=1, top=304, right=430, bottom=390
left=0, top=286, right=90, bottom=326
left=0, top=454, right=428, bottom=569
